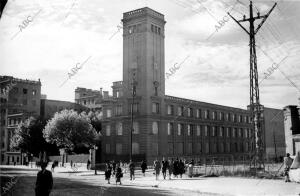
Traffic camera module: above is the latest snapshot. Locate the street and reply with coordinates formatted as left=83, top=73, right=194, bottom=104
left=1, top=165, right=300, bottom=196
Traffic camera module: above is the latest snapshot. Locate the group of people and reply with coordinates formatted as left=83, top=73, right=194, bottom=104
left=154, top=158, right=193, bottom=180
left=104, top=160, right=124, bottom=184
left=103, top=157, right=194, bottom=185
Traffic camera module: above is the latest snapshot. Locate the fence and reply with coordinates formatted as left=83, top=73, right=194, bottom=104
left=191, top=158, right=284, bottom=178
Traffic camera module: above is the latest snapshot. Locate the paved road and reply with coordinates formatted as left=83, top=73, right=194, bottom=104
left=1, top=166, right=216, bottom=196
left=1, top=166, right=299, bottom=196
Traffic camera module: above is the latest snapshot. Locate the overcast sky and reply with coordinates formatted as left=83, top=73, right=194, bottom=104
left=0, top=0, right=299, bottom=109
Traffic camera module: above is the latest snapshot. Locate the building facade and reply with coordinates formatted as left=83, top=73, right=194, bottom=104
left=0, top=76, right=41, bottom=165
left=284, top=105, right=300, bottom=156
left=73, top=7, right=261, bottom=164
left=40, top=99, right=87, bottom=120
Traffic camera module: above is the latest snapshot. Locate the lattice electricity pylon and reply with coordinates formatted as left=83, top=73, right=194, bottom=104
left=228, top=1, right=277, bottom=170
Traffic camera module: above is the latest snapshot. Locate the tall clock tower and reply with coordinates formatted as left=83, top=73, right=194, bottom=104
left=122, top=7, right=166, bottom=115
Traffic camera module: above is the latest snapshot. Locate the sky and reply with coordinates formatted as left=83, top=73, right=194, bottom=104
left=0, top=0, right=300, bottom=110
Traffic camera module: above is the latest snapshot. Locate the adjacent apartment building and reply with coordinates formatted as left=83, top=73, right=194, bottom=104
left=0, top=76, right=41, bottom=165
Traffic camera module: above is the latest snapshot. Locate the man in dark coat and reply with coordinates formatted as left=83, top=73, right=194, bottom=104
left=162, top=158, right=169, bottom=180
left=35, top=162, right=53, bottom=196
left=141, top=160, right=147, bottom=176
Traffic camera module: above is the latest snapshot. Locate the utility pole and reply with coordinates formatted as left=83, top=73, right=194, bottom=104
left=228, top=1, right=277, bottom=170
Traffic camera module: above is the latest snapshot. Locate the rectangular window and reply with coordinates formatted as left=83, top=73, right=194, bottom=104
left=116, top=122, right=123, bottom=135
left=219, top=143, right=225, bottom=153
left=196, top=125, right=201, bottom=136
left=226, top=142, right=230, bottom=153
left=132, top=121, right=139, bottom=134
left=168, top=143, right=174, bottom=155
left=106, top=125, right=111, bottom=136
left=239, top=115, right=243, bottom=122
left=158, top=27, right=161, bottom=35
left=205, top=142, right=209, bottom=153
left=232, top=128, right=237, bottom=138
left=115, top=105, right=122, bottom=116
left=226, top=127, right=230, bottom=137
left=238, top=128, right=242, bottom=137
left=152, top=142, right=158, bottom=155
left=177, top=142, right=183, bottom=155
left=187, top=143, right=192, bottom=154
left=187, top=124, right=192, bottom=136
left=212, top=126, right=216, bottom=137
left=167, top=122, right=174, bottom=135
left=245, top=142, right=249, bottom=152
left=226, top=113, right=231, bottom=121
left=196, top=109, right=201, bottom=118
left=219, top=127, right=224, bottom=137
left=187, top=108, right=193, bottom=117
left=152, top=122, right=158, bottom=134
left=212, top=142, right=217, bottom=153
left=105, top=144, right=111, bottom=154
left=167, top=105, right=174, bottom=115
left=116, top=143, right=122, bottom=155
left=196, top=143, right=202, bottom=153
left=244, top=129, right=248, bottom=138
left=212, top=111, right=216, bottom=120
left=151, top=24, right=154, bottom=32
left=32, top=90, right=37, bottom=95
left=220, top=112, right=224, bottom=120
left=177, top=124, right=182, bottom=136
left=205, top=110, right=210, bottom=119
left=132, top=142, right=139, bottom=154
left=23, top=88, right=27, bottom=94
left=204, top=126, right=209, bottom=136
left=152, top=103, right=159, bottom=113
left=178, top=106, right=183, bottom=116
left=233, top=114, right=237, bottom=122
left=107, top=109, right=112, bottom=118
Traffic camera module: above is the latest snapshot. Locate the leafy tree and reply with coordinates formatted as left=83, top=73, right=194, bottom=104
left=43, top=109, right=98, bottom=153
left=86, top=110, right=102, bottom=134
left=10, top=117, right=59, bottom=157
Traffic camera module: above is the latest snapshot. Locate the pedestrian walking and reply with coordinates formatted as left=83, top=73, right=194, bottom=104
left=141, top=160, right=147, bottom=176
left=284, top=153, right=293, bottom=182
left=112, top=160, right=116, bottom=176
left=35, top=162, right=53, bottom=196
left=129, top=160, right=135, bottom=180
left=187, top=159, right=194, bottom=178
left=154, top=159, right=161, bottom=180
left=115, top=164, right=123, bottom=185
left=173, top=158, right=179, bottom=178
left=168, top=159, right=174, bottom=180
left=179, top=159, right=185, bottom=178
left=51, top=162, right=55, bottom=172
left=105, top=163, right=112, bottom=184
left=87, top=159, right=91, bottom=170
left=162, top=158, right=169, bottom=180
left=70, top=160, right=73, bottom=168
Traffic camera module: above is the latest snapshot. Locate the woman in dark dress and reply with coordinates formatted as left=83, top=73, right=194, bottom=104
left=115, top=164, right=123, bottom=185
left=105, top=163, right=112, bottom=184
left=141, top=160, right=147, bottom=176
